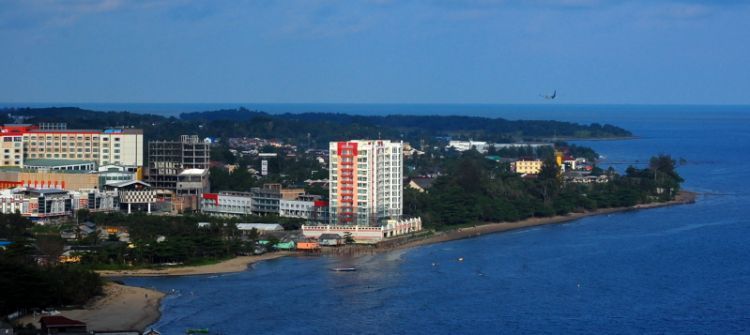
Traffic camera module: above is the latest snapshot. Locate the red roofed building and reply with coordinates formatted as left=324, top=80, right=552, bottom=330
left=39, top=316, right=87, bottom=334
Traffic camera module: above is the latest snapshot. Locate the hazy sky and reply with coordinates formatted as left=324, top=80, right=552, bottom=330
left=1, top=0, right=748, bottom=104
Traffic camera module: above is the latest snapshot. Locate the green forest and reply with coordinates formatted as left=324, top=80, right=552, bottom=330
left=405, top=152, right=684, bottom=228
left=0, top=107, right=631, bottom=149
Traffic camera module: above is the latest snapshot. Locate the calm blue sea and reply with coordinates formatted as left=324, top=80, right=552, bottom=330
left=111, top=105, right=749, bottom=334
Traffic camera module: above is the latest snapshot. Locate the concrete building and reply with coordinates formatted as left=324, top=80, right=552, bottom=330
left=329, top=140, right=403, bottom=226
left=177, top=168, right=210, bottom=196
left=447, top=140, right=488, bottom=153
left=512, top=159, right=544, bottom=175
left=279, top=194, right=325, bottom=220
left=200, top=191, right=253, bottom=217
left=250, top=184, right=282, bottom=215
left=98, top=165, right=138, bottom=188
left=302, top=217, right=422, bottom=244
left=71, top=189, right=118, bottom=213
left=0, top=123, right=144, bottom=168
left=104, top=180, right=157, bottom=214
left=0, top=130, right=23, bottom=167
left=18, top=188, right=72, bottom=222
left=147, top=135, right=209, bottom=192
left=0, top=187, right=118, bottom=219
left=0, top=168, right=99, bottom=191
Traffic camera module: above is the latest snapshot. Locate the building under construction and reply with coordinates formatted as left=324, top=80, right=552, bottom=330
left=146, top=135, right=210, bottom=193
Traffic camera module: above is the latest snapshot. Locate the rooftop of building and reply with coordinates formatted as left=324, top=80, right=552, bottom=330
left=1, top=124, right=142, bottom=135
left=105, top=180, right=152, bottom=189
left=0, top=166, right=92, bottom=174
left=39, top=315, right=86, bottom=328
left=410, top=177, right=435, bottom=190
left=24, top=159, right=96, bottom=167
left=28, top=188, right=69, bottom=195
left=179, top=168, right=208, bottom=176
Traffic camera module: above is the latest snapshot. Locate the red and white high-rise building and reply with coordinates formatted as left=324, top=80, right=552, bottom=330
left=329, top=140, right=403, bottom=226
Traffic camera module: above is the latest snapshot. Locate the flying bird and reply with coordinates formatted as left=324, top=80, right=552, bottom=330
left=541, top=90, right=557, bottom=100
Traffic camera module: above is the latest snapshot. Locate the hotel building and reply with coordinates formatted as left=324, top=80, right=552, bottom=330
left=0, top=123, right=144, bottom=168
left=328, top=140, right=403, bottom=226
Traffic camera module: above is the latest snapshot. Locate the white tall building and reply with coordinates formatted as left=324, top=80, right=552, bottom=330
left=329, top=140, right=403, bottom=226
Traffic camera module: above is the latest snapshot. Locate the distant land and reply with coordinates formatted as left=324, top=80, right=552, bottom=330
left=0, top=106, right=631, bottom=146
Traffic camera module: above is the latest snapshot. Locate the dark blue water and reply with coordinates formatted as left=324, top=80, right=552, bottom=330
left=120, top=106, right=750, bottom=334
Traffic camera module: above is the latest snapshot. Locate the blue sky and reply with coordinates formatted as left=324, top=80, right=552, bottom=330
left=0, top=0, right=748, bottom=104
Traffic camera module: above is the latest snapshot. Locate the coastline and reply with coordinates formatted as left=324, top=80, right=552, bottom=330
left=387, top=190, right=697, bottom=251
left=97, top=251, right=291, bottom=277
left=85, top=191, right=695, bottom=332
left=17, top=283, right=164, bottom=333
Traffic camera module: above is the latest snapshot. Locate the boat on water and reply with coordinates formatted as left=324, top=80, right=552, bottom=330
left=186, top=328, right=210, bottom=334
left=330, top=267, right=357, bottom=272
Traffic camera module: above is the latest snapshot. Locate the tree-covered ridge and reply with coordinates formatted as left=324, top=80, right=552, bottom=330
left=181, top=108, right=632, bottom=140
left=405, top=152, right=684, bottom=228
left=1, top=107, right=631, bottom=148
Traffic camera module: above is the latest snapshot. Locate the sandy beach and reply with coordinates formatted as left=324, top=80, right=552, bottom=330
left=97, top=251, right=291, bottom=277
left=18, top=283, right=164, bottom=332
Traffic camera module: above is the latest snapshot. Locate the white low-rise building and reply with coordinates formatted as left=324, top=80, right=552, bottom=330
left=236, top=223, right=284, bottom=232
left=302, top=217, right=422, bottom=244
left=200, top=191, right=253, bottom=217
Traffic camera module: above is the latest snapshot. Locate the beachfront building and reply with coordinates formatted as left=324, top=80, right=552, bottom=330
left=0, top=123, right=144, bottom=168
left=328, top=140, right=403, bottom=226
left=278, top=194, right=329, bottom=224
left=512, top=159, right=544, bottom=175
left=302, top=217, right=422, bottom=244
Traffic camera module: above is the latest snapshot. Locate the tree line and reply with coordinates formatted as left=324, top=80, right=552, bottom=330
left=405, top=151, right=684, bottom=228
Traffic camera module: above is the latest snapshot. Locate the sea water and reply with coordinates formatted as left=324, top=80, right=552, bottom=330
left=114, top=105, right=750, bottom=334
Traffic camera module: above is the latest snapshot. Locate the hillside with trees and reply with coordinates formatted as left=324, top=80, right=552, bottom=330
left=1, top=107, right=631, bottom=149
left=405, top=152, right=684, bottom=228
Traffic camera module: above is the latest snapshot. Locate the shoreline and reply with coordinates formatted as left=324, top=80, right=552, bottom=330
left=17, top=283, right=164, bottom=333
left=100, top=191, right=697, bottom=276
left=97, top=251, right=291, bottom=277
left=385, top=190, right=697, bottom=251
left=84, top=191, right=695, bottom=332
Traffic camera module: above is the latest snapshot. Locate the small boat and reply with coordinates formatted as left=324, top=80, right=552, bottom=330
left=331, top=267, right=357, bottom=272
left=186, top=328, right=209, bottom=334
